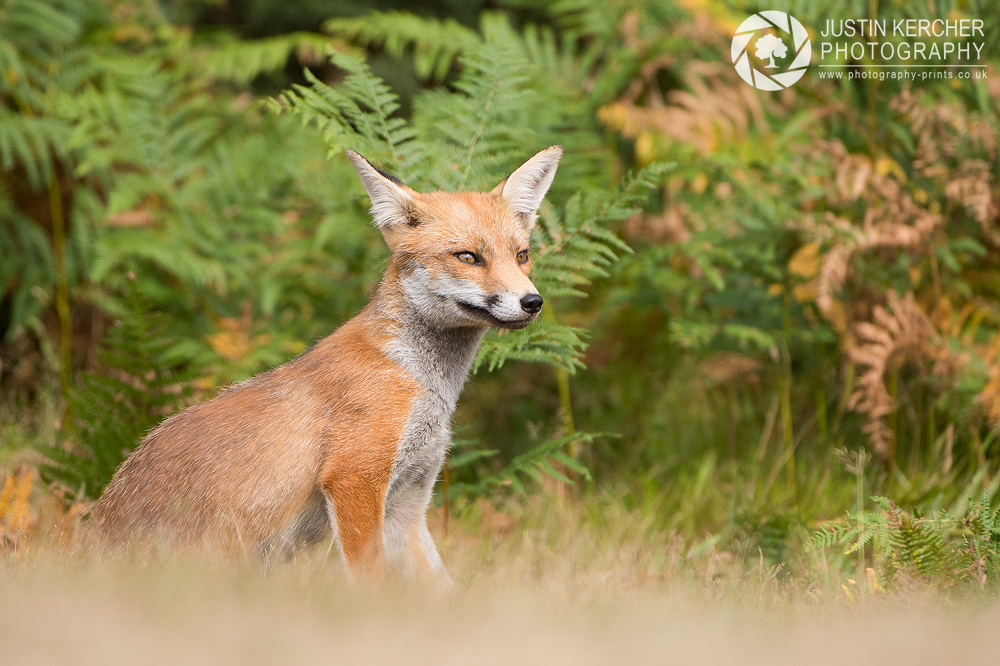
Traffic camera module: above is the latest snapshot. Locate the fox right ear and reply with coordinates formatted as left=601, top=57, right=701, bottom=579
left=346, top=150, right=420, bottom=231
left=493, top=145, right=562, bottom=231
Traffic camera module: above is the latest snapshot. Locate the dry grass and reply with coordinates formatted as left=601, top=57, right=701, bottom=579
left=3, top=484, right=999, bottom=665
left=3, top=551, right=998, bottom=665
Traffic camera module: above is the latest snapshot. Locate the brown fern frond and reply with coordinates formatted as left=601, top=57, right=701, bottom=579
left=846, top=292, right=939, bottom=461
left=945, top=159, right=1000, bottom=246
left=892, top=85, right=998, bottom=176
left=700, top=351, right=762, bottom=386
left=981, top=362, right=1000, bottom=430
left=599, top=61, right=766, bottom=157
left=797, top=138, right=943, bottom=333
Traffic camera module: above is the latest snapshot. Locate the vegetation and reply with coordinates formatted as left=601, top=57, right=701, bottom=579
left=2, top=0, right=1000, bottom=600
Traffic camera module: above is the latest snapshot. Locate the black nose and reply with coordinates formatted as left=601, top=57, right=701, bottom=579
left=520, top=293, right=543, bottom=314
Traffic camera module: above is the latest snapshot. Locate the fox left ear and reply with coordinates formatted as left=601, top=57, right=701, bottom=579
left=492, top=145, right=562, bottom=231
left=345, top=150, right=421, bottom=234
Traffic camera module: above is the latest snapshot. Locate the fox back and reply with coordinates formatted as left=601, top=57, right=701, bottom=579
left=89, top=146, right=563, bottom=580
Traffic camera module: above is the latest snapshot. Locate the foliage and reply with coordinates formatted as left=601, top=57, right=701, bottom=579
left=323, top=11, right=480, bottom=83
left=447, top=431, right=595, bottom=497
left=810, top=492, right=1000, bottom=591
left=39, top=292, right=199, bottom=500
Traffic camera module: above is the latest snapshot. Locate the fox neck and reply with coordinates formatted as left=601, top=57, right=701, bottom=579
left=366, top=263, right=486, bottom=409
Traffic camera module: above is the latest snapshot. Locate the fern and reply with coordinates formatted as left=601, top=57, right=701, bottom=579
left=532, top=164, right=666, bottom=300
left=198, top=32, right=338, bottom=85
left=273, top=50, right=421, bottom=182
left=413, top=16, right=534, bottom=192
left=0, top=111, right=69, bottom=190
left=448, top=431, right=597, bottom=498
left=806, top=509, right=887, bottom=555
left=474, top=320, right=588, bottom=375
left=323, top=11, right=480, bottom=82
left=40, top=292, right=199, bottom=500
left=810, top=493, right=1000, bottom=590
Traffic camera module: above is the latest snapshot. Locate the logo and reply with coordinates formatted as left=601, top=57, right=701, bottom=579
left=732, top=11, right=811, bottom=90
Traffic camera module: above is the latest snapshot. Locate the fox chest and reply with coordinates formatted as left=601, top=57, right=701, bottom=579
left=386, top=391, right=453, bottom=496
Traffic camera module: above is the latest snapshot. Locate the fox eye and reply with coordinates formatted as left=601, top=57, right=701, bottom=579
left=517, top=250, right=529, bottom=264
left=455, top=251, right=479, bottom=265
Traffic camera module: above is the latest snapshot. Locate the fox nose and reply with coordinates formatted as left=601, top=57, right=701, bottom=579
left=520, top=293, right=543, bottom=314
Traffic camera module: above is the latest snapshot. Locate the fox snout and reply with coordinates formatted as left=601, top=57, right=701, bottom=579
left=488, top=289, right=543, bottom=328
left=454, top=285, right=543, bottom=330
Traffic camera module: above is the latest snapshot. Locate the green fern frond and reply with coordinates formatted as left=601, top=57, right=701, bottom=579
left=448, top=431, right=597, bottom=497
left=812, top=494, right=1000, bottom=589
left=474, top=319, right=588, bottom=375
left=40, top=292, right=199, bottom=499
left=806, top=520, right=856, bottom=551
left=323, top=11, right=480, bottom=82
left=0, top=110, right=69, bottom=189
left=273, top=50, right=421, bottom=181
left=532, top=163, right=668, bottom=298
left=199, top=32, right=341, bottom=84
left=414, top=20, right=534, bottom=192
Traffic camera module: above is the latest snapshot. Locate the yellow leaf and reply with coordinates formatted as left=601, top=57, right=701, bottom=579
left=635, top=132, right=656, bottom=164
left=793, top=281, right=818, bottom=303
left=596, top=103, right=627, bottom=131
left=788, top=243, right=821, bottom=279
left=875, top=157, right=906, bottom=182
left=690, top=172, right=708, bottom=194
left=824, top=299, right=847, bottom=333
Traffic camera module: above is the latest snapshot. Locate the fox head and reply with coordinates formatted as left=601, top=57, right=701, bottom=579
left=346, top=147, right=562, bottom=330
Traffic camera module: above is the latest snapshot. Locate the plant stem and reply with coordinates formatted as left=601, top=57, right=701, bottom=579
left=887, top=361, right=898, bottom=467
left=49, top=173, right=72, bottom=404
left=815, top=387, right=828, bottom=443
left=542, top=303, right=576, bottom=500
left=442, top=453, right=450, bottom=538
left=780, top=363, right=795, bottom=495
left=856, top=450, right=865, bottom=587
left=780, top=288, right=795, bottom=495
left=543, top=304, right=576, bottom=444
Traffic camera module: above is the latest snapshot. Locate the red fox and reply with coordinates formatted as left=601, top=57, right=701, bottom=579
left=89, top=146, right=563, bottom=580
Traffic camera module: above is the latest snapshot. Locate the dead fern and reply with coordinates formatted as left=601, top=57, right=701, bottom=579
left=846, top=292, right=939, bottom=461
left=599, top=61, right=765, bottom=159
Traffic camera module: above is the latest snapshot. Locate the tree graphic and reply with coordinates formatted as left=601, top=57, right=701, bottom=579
left=755, top=34, right=787, bottom=69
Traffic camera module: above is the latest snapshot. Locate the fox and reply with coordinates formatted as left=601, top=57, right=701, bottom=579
left=88, top=146, right=563, bottom=581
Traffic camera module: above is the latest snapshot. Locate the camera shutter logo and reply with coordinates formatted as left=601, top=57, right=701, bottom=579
left=731, top=11, right=811, bottom=90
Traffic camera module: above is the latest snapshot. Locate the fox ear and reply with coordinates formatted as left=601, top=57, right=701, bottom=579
left=346, top=150, right=420, bottom=231
left=493, top=145, right=562, bottom=231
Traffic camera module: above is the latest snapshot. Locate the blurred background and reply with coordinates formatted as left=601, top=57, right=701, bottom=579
left=2, top=0, right=1000, bottom=591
